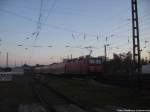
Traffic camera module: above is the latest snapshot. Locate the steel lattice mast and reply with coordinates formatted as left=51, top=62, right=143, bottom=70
left=131, top=0, right=141, bottom=73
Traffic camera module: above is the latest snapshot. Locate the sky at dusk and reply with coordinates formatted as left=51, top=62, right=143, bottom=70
left=0, top=0, right=150, bottom=67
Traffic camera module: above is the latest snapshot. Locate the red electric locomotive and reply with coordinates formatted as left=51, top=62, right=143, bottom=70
left=65, top=56, right=104, bottom=75
left=34, top=56, right=104, bottom=76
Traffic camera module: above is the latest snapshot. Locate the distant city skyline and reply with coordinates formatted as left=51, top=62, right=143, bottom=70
left=0, top=0, right=150, bottom=67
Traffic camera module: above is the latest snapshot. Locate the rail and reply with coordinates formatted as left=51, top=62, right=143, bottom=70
left=31, top=79, right=93, bottom=112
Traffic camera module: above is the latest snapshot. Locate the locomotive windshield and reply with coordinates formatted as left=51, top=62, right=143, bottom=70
left=89, top=59, right=102, bottom=64
left=89, top=59, right=95, bottom=64
left=96, top=59, right=102, bottom=64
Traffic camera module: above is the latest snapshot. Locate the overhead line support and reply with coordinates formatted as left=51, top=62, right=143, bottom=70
left=131, top=0, right=141, bottom=73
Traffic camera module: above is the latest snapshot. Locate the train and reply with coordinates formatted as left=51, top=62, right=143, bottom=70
left=33, top=56, right=105, bottom=77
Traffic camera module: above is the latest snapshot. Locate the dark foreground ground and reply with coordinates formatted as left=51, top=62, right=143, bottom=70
left=0, top=74, right=150, bottom=112
left=42, top=75, right=150, bottom=109
left=0, top=75, right=47, bottom=112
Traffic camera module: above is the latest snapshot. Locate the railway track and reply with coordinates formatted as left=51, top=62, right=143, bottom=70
left=31, top=79, right=92, bottom=112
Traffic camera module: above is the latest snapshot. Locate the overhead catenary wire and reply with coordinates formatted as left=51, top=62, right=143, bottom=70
left=44, top=0, right=57, bottom=24
left=0, top=0, right=149, bottom=63
left=0, top=3, right=134, bottom=39
left=0, top=9, right=135, bottom=48
left=1, top=1, right=104, bottom=18
left=0, top=8, right=99, bottom=39
left=34, top=0, right=43, bottom=41
left=0, top=7, right=134, bottom=44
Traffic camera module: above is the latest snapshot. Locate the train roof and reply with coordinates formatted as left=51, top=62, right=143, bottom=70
left=63, top=55, right=105, bottom=62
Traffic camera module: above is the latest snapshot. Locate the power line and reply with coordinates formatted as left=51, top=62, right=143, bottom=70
left=0, top=8, right=134, bottom=57
left=0, top=5, right=134, bottom=41
left=0, top=9, right=94, bottom=36
left=34, top=0, right=43, bottom=41
left=1, top=1, right=101, bottom=18
left=0, top=7, right=134, bottom=45
left=44, top=0, right=57, bottom=23
left=1, top=2, right=147, bottom=58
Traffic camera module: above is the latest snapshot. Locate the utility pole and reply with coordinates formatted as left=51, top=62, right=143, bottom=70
left=148, top=52, right=150, bottom=63
left=71, top=54, right=72, bottom=60
left=104, top=45, right=106, bottom=61
left=131, top=0, right=142, bottom=102
left=104, top=44, right=109, bottom=61
left=14, top=60, right=16, bottom=67
left=6, top=52, right=8, bottom=67
left=0, top=51, right=1, bottom=67
left=131, top=0, right=141, bottom=73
